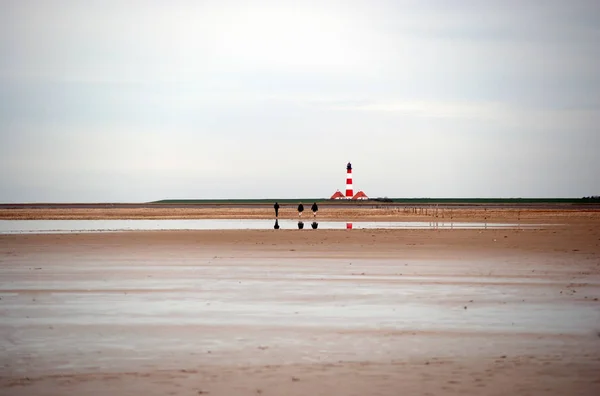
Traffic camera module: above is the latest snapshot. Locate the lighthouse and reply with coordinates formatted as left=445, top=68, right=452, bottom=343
left=330, top=162, right=368, bottom=200
left=345, top=162, right=353, bottom=199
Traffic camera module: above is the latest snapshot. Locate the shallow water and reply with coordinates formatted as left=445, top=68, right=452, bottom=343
left=2, top=257, right=598, bottom=335
left=0, top=219, right=543, bottom=233
left=2, top=290, right=595, bottom=334
left=1, top=250, right=599, bottom=375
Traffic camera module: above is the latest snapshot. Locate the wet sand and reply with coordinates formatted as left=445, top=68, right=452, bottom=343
left=1, top=220, right=600, bottom=395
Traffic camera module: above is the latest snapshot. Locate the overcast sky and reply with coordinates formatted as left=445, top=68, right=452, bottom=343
left=1, top=0, right=599, bottom=202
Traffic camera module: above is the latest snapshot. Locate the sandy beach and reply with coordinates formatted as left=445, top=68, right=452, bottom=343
left=1, top=203, right=599, bottom=223
left=1, top=211, right=600, bottom=395
left=3, top=0, right=599, bottom=393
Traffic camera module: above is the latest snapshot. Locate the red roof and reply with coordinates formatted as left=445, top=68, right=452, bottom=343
left=352, top=191, right=368, bottom=200
left=330, top=190, right=345, bottom=199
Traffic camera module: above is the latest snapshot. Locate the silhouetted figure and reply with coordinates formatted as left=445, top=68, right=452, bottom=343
left=311, top=202, right=318, bottom=217
left=274, top=219, right=280, bottom=229
left=274, top=202, right=279, bottom=218
left=311, top=221, right=318, bottom=229
left=297, top=203, right=304, bottom=218
left=297, top=221, right=304, bottom=229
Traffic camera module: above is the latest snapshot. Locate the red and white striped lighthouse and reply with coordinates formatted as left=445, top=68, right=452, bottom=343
left=345, top=162, right=353, bottom=199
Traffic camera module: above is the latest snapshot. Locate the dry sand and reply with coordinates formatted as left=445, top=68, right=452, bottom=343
left=1, top=205, right=599, bottom=223
left=1, top=213, right=600, bottom=395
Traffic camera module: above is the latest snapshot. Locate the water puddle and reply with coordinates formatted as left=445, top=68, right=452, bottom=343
left=1, top=255, right=597, bottom=374
left=0, top=219, right=545, bottom=234
left=2, top=288, right=597, bottom=335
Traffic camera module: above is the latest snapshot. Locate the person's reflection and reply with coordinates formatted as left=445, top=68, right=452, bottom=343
left=311, top=221, right=318, bottom=229
left=346, top=222, right=353, bottom=229
left=297, top=221, right=304, bottom=229
left=274, top=219, right=280, bottom=229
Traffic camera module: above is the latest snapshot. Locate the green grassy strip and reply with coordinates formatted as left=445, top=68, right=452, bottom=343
left=152, top=197, right=600, bottom=204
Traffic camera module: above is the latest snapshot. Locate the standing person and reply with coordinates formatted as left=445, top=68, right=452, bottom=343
left=311, top=202, right=318, bottom=217
left=297, top=202, right=304, bottom=218
left=274, top=202, right=280, bottom=218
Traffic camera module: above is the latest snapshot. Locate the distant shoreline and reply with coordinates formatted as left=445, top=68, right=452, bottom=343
left=1, top=204, right=599, bottom=221
left=1, top=197, right=600, bottom=208
left=152, top=197, right=600, bottom=204
left=1, top=198, right=600, bottom=212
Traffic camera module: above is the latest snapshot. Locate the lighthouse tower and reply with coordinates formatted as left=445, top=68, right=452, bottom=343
left=345, top=162, right=353, bottom=199
left=330, top=161, right=368, bottom=200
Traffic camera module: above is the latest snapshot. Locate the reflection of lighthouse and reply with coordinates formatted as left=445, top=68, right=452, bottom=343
left=345, top=162, right=353, bottom=199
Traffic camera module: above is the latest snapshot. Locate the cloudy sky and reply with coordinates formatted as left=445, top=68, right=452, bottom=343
left=1, top=0, right=599, bottom=202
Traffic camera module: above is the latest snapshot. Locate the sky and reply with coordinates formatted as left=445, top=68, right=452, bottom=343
left=1, top=0, right=599, bottom=202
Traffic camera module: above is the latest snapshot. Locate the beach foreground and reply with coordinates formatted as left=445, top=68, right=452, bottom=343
left=1, top=218, right=600, bottom=395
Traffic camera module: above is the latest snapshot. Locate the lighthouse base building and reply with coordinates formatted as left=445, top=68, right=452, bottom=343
left=330, top=162, right=369, bottom=200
